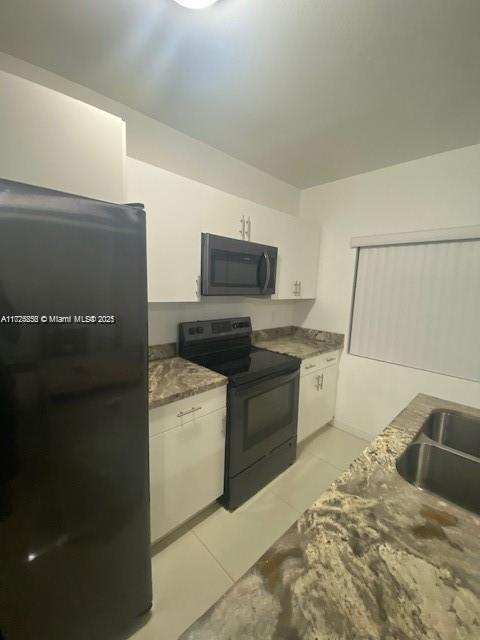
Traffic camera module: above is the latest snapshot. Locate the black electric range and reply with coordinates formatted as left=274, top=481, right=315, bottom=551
left=179, top=317, right=300, bottom=510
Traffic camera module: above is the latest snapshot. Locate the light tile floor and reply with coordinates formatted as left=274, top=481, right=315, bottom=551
left=131, top=425, right=370, bottom=640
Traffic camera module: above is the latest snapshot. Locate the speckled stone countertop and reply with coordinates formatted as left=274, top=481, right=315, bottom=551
left=149, top=357, right=226, bottom=410
left=180, top=393, right=480, bottom=640
left=253, top=326, right=344, bottom=360
left=148, top=326, right=342, bottom=408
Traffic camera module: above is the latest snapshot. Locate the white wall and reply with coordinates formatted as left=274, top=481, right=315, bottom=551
left=0, top=51, right=299, bottom=216
left=149, top=299, right=310, bottom=345
left=299, top=143, right=480, bottom=438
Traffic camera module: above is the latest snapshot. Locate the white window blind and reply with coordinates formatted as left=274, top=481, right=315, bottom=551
left=349, top=234, right=480, bottom=382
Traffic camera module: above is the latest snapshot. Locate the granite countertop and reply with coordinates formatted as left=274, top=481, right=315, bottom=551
left=149, top=357, right=226, bottom=410
left=180, top=393, right=480, bottom=639
left=148, top=326, right=342, bottom=408
left=253, top=326, right=344, bottom=360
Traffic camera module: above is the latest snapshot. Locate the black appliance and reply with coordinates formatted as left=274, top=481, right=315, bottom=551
left=201, top=233, right=278, bottom=296
left=0, top=179, right=152, bottom=640
left=179, top=317, right=300, bottom=510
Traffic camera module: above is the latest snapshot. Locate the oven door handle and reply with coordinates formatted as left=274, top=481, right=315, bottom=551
left=230, top=366, right=300, bottom=394
left=262, top=252, right=271, bottom=293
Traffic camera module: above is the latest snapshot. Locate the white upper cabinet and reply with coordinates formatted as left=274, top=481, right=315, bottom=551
left=126, top=157, right=202, bottom=303
left=201, top=187, right=252, bottom=241
left=244, top=206, right=280, bottom=246
left=126, top=155, right=319, bottom=303
left=200, top=190, right=320, bottom=300
left=275, top=216, right=320, bottom=299
left=201, top=190, right=279, bottom=245
left=293, top=217, right=320, bottom=299
left=0, top=70, right=125, bottom=203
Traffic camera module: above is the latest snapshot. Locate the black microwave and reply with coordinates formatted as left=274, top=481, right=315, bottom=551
left=201, top=233, right=277, bottom=296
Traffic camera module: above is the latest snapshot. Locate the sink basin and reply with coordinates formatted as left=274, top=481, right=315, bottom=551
left=422, top=410, right=480, bottom=458
left=396, top=442, right=480, bottom=515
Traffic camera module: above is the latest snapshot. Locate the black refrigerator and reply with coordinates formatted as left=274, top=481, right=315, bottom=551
left=0, top=179, right=152, bottom=640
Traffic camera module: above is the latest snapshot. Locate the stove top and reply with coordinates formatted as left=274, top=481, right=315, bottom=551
left=178, top=317, right=300, bottom=386
left=190, top=345, right=299, bottom=386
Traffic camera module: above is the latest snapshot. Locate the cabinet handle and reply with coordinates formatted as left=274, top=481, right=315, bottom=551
left=239, top=216, right=245, bottom=240
left=196, top=275, right=201, bottom=298
left=315, top=374, right=324, bottom=391
left=293, top=281, right=299, bottom=296
left=298, top=281, right=301, bottom=297
left=177, top=406, right=202, bottom=418
left=246, top=216, right=252, bottom=241
left=305, top=363, right=316, bottom=370
left=326, top=357, right=336, bottom=362
left=319, top=373, right=324, bottom=390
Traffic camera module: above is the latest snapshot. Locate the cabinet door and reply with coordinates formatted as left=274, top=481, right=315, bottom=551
left=315, top=364, right=337, bottom=428
left=245, top=205, right=282, bottom=246
left=269, top=213, right=293, bottom=300
left=126, top=157, right=202, bottom=302
left=298, top=365, right=337, bottom=443
left=298, top=369, right=321, bottom=442
left=275, top=216, right=320, bottom=300
left=295, top=219, right=320, bottom=299
left=0, top=70, right=125, bottom=203
left=149, top=408, right=226, bottom=542
left=201, top=187, right=247, bottom=241
left=201, top=189, right=280, bottom=245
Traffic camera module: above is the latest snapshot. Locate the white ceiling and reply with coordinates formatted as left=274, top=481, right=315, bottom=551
left=0, top=0, right=479, bottom=188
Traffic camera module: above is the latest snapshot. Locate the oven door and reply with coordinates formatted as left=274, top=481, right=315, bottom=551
left=227, top=369, right=299, bottom=477
left=201, top=233, right=277, bottom=296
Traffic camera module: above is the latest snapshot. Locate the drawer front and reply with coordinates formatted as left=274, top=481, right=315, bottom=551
left=300, top=351, right=339, bottom=377
left=149, top=385, right=226, bottom=437
left=149, top=407, right=226, bottom=541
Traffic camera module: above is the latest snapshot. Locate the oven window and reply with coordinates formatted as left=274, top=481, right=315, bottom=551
left=244, top=380, right=294, bottom=449
left=211, top=249, right=263, bottom=288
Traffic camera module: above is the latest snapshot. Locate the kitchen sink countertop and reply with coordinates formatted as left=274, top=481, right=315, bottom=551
left=149, top=357, right=226, bottom=409
left=253, top=326, right=344, bottom=360
left=180, top=393, right=480, bottom=640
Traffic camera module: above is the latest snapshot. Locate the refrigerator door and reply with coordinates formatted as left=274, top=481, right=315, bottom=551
left=0, top=179, right=152, bottom=640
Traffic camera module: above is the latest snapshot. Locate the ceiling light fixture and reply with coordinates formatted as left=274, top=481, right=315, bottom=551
left=173, top=0, right=220, bottom=9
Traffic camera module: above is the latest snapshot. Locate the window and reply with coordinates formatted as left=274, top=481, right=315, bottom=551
left=349, top=226, right=480, bottom=382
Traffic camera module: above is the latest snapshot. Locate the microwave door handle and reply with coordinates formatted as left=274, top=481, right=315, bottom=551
left=262, top=251, right=271, bottom=293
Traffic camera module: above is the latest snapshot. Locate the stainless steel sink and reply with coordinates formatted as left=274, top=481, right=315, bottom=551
left=396, top=442, right=480, bottom=515
left=397, top=408, right=480, bottom=514
left=422, top=410, right=480, bottom=458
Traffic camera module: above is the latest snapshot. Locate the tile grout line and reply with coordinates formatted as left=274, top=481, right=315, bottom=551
left=191, top=490, right=301, bottom=584
left=265, top=488, right=302, bottom=517
left=178, top=441, right=363, bottom=593
left=191, top=528, right=236, bottom=584
left=270, top=492, right=303, bottom=515
left=301, top=447, right=347, bottom=471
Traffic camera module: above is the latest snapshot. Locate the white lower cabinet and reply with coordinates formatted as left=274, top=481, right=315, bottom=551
left=149, top=404, right=226, bottom=542
left=298, top=362, right=338, bottom=443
